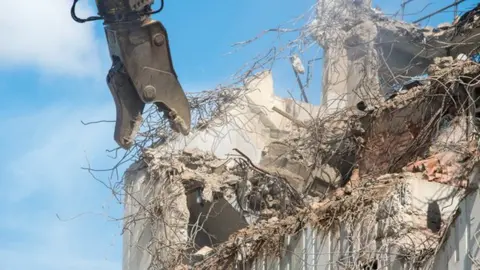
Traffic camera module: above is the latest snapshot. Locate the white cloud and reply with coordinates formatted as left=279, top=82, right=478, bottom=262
left=2, top=103, right=118, bottom=202
left=0, top=0, right=106, bottom=77
left=0, top=102, right=122, bottom=269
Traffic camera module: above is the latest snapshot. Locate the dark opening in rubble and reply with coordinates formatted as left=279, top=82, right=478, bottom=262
left=473, top=87, right=480, bottom=120
left=362, top=260, right=378, bottom=270
left=427, top=201, right=442, bottom=233
left=186, top=192, right=248, bottom=250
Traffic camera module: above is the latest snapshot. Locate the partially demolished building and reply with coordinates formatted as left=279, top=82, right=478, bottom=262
left=121, top=1, right=480, bottom=270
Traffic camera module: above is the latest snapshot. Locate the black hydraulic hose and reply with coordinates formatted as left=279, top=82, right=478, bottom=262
left=70, top=0, right=165, bottom=24
left=70, top=0, right=103, bottom=23
left=145, top=0, right=165, bottom=16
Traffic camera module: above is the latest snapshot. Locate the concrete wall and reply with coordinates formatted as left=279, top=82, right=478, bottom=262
left=430, top=189, right=480, bottom=270
left=313, top=0, right=383, bottom=112
left=123, top=167, right=190, bottom=270
left=322, top=45, right=350, bottom=113
left=164, top=71, right=321, bottom=164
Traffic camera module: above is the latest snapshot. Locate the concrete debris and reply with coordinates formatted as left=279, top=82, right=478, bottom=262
left=437, top=22, right=452, bottom=30
left=433, top=56, right=454, bottom=68
left=144, top=146, right=305, bottom=218
left=192, top=246, right=213, bottom=262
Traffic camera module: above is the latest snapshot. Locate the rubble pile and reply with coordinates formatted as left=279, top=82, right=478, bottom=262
left=117, top=1, right=480, bottom=268
left=130, top=57, right=480, bottom=269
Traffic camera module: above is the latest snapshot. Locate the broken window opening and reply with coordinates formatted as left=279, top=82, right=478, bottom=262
left=186, top=191, right=249, bottom=261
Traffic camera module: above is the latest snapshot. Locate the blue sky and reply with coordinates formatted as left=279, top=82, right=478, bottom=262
left=0, top=0, right=477, bottom=269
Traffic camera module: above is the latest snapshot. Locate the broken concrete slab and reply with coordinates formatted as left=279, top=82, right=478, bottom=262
left=192, top=246, right=213, bottom=262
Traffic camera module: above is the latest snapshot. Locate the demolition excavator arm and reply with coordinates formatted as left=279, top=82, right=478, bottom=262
left=71, top=0, right=191, bottom=149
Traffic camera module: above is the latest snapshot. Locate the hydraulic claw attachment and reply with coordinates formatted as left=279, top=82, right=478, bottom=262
left=70, top=0, right=191, bottom=149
